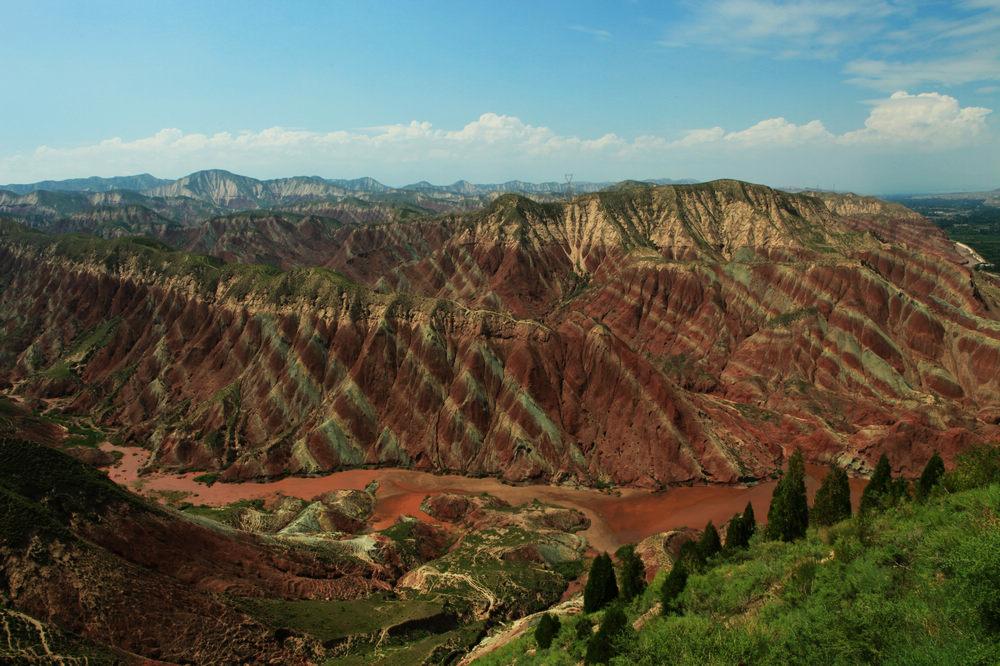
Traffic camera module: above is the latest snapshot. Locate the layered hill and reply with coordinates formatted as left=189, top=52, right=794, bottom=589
left=1, top=181, right=998, bottom=488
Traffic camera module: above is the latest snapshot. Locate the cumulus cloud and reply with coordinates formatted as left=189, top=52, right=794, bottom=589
left=840, top=91, right=991, bottom=146
left=724, top=118, right=833, bottom=145
left=0, top=94, right=991, bottom=183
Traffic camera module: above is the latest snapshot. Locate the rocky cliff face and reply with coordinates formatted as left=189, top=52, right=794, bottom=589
left=1, top=181, right=998, bottom=487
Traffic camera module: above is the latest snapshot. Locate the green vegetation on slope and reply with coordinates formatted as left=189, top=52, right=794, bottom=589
left=0, top=437, right=141, bottom=549
left=474, top=447, right=1000, bottom=665
left=235, top=596, right=446, bottom=642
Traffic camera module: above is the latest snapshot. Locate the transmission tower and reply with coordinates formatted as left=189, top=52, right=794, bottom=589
left=564, top=173, right=574, bottom=200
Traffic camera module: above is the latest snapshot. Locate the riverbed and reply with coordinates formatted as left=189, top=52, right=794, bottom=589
left=101, top=443, right=865, bottom=553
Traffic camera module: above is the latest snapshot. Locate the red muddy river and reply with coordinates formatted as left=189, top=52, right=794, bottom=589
left=102, top=444, right=866, bottom=553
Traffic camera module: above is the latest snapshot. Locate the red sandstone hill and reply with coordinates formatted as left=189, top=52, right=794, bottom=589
left=1, top=180, right=998, bottom=486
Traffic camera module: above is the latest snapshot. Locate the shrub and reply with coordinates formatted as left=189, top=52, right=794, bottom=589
left=534, top=612, right=560, bottom=649
left=585, top=604, right=629, bottom=664
left=725, top=513, right=750, bottom=550
left=575, top=616, right=593, bottom=640
left=812, top=465, right=852, bottom=526
left=942, top=445, right=1000, bottom=492
left=677, top=539, right=705, bottom=570
left=661, top=561, right=688, bottom=616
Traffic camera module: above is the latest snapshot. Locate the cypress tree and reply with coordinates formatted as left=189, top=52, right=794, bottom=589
left=766, top=450, right=809, bottom=541
left=534, top=612, right=560, bottom=649
left=722, top=501, right=758, bottom=550
left=698, top=521, right=722, bottom=559
left=917, top=453, right=945, bottom=501
left=860, top=454, right=892, bottom=513
left=617, top=545, right=646, bottom=602
left=584, top=553, right=619, bottom=613
left=743, top=501, right=756, bottom=538
left=677, top=539, right=705, bottom=570
left=585, top=604, right=629, bottom=664
left=725, top=512, right=750, bottom=550
left=660, top=561, right=688, bottom=615
left=812, top=465, right=852, bottom=526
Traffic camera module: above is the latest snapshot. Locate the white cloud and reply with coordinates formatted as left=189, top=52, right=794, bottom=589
left=840, top=91, right=991, bottom=146
left=662, top=1, right=1000, bottom=90
left=661, top=0, right=895, bottom=56
left=0, top=95, right=992, bottom=183
left=724, top=118, right=833, bottom=145
left=846, top=52, right=1000, bottom=90
left=569, top=25, right=612, bottom=42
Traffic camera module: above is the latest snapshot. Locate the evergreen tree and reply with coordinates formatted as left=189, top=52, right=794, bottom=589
left=616, top=545, right=646, bottom=602
left=584, top=553, right=619, bottom=612
left=860, top=454, right=893, bottom=513
left=743, top=501, right=756, bottom=538
left=766, top=450, right=809, bottom=541
left=586, top=604, right=629, bottom=664
left=660, top=561, right=688, bottom=616
left=812, top=465, right=852, bottom=526
left=725, top=513, right=750, bottom=550
left=677, top=539, right=705, bottom=570
left=917, top=453, right=945, bottom=501
left=698, top=521, right=722, bottom=559
left=534, top=612, right=560, bottom=649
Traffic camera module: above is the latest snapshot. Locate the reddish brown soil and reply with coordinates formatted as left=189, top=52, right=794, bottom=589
left=5, top=183, right=998, bottom=488
left=104, top=444, right=865, bottom=552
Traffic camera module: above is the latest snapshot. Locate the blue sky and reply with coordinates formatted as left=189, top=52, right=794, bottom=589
left=0, top=0, right=998, bottom=192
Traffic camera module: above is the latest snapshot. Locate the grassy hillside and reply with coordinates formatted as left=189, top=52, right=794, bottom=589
left=475, top=448, right=1000, bottom=665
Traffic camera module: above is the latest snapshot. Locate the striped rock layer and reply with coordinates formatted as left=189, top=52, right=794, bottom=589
left=2, top=180, right=998, bottom=486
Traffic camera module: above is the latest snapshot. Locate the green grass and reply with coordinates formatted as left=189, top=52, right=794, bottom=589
left=181, top=498, right=264, bottom=525
left=193, top=472, right=220, bottom=486
left=40, top=360, right=76, bottom=381
left=474, top=473, right=1000, bottom=665
left=65, top=423, right=104, bottom=448
left=332, top=622, right=485, bottom=666
left=236, top=596, right=446, bottom=642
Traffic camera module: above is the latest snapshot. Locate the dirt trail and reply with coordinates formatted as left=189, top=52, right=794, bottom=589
left=100, top=444, right=864, bottom=553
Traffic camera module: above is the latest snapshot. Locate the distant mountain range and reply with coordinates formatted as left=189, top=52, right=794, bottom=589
left=1, top=169, right=697, bottom=206
left=0, top=173, right=172, bottom=195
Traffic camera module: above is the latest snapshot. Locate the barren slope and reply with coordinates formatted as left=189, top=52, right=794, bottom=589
left=1, top=181, right=998, bottom=487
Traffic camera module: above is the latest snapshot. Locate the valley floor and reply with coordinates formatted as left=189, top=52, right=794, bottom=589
left=101, top=441, right=862, bottom=553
